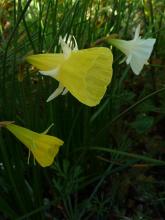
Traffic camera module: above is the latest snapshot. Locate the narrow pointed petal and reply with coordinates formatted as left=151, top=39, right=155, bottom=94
left=40, top=68, right=59, bottom=79
left=46, top=83, right=64, bottom=102
left=63, top=35, right=78, bottom=51
left=134, top=24, right=140, bottom=40
left=59, top=36, right=72, bottom=58
left=119, top=56, right=127, bottom=64
left=26, top=53, right=65, bottom=71
left=126, top=54, right=132, bottom=64
left=71, top=35, right=78, bottom=51
left=61, top=88, right=68, bottom=95
left=42, top=123, right=54, bottom=134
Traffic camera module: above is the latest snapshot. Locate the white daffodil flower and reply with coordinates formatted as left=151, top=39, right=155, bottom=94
left=109, top=24, right=156, bottom=75
left=40, top=35, right=78, bottom=102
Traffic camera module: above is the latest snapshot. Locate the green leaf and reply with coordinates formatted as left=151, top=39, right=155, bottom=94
left=131, top=114, right=154, bottom=134
left=0, top=197, right=18, bottom=219
left=88, top=146, right=165, bottom=166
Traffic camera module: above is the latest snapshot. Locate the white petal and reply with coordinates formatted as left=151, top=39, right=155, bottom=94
left=72, top=35, right=78, bottom=51
left=126, top=54, right=132, bottom=64
left=135, top=39, right=156, bottom=60
left=119, top=56, right=127, bottom=64
left=41, top=123, right=54, bottom=134
left=63, top=34, right=78, bottom=51
left=46, top=83, right=64, bottom=102
left=130, top=56, right=144, bottom=75
left=110, top=25, right=156, bottom=75
left=40, top=68, right=59, bottom=78
left=61, top=88, right=68, bottom=95
left=59, top=36, right=71, bottom=58
left=134, top=24, right=141, bottom=40
left=130, top=38, right=156, bottom=74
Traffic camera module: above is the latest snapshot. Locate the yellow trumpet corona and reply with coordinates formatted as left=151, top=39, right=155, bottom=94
left=6, top=123, right=64, bottom=167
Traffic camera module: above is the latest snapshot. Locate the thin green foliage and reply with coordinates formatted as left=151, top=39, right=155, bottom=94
left=0, top=0, right=165, bottom=219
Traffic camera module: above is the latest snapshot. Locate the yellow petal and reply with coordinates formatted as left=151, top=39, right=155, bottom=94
left=59, top=47, right=113, bottom=106
left=6, top=124, right=64, bottom=167
left=26, top=53, right=65, bottom=71
left=6, top=124, right=36, bottom=148
left=32, top=134, right=63, bottom=167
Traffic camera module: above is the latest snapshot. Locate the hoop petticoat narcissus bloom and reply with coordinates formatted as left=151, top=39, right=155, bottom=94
left=26, top=36, right=113, bottom=107
left=3, top=122, right=63, bottom=167
left=109, top=24, right=156, bottom=75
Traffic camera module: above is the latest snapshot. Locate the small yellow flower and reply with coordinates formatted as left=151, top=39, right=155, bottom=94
left=26, top=35, right=113, bottom=107
left=109, top=25, right=156, bottom=75
left=5, top=123, right=64, bottom=167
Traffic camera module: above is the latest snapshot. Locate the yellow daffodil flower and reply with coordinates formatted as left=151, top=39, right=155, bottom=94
left=26, top=35, right=113, bottom=106
left=4, top=122, right=63, bottom=167
left=109, top=24, right=156, bottom=75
